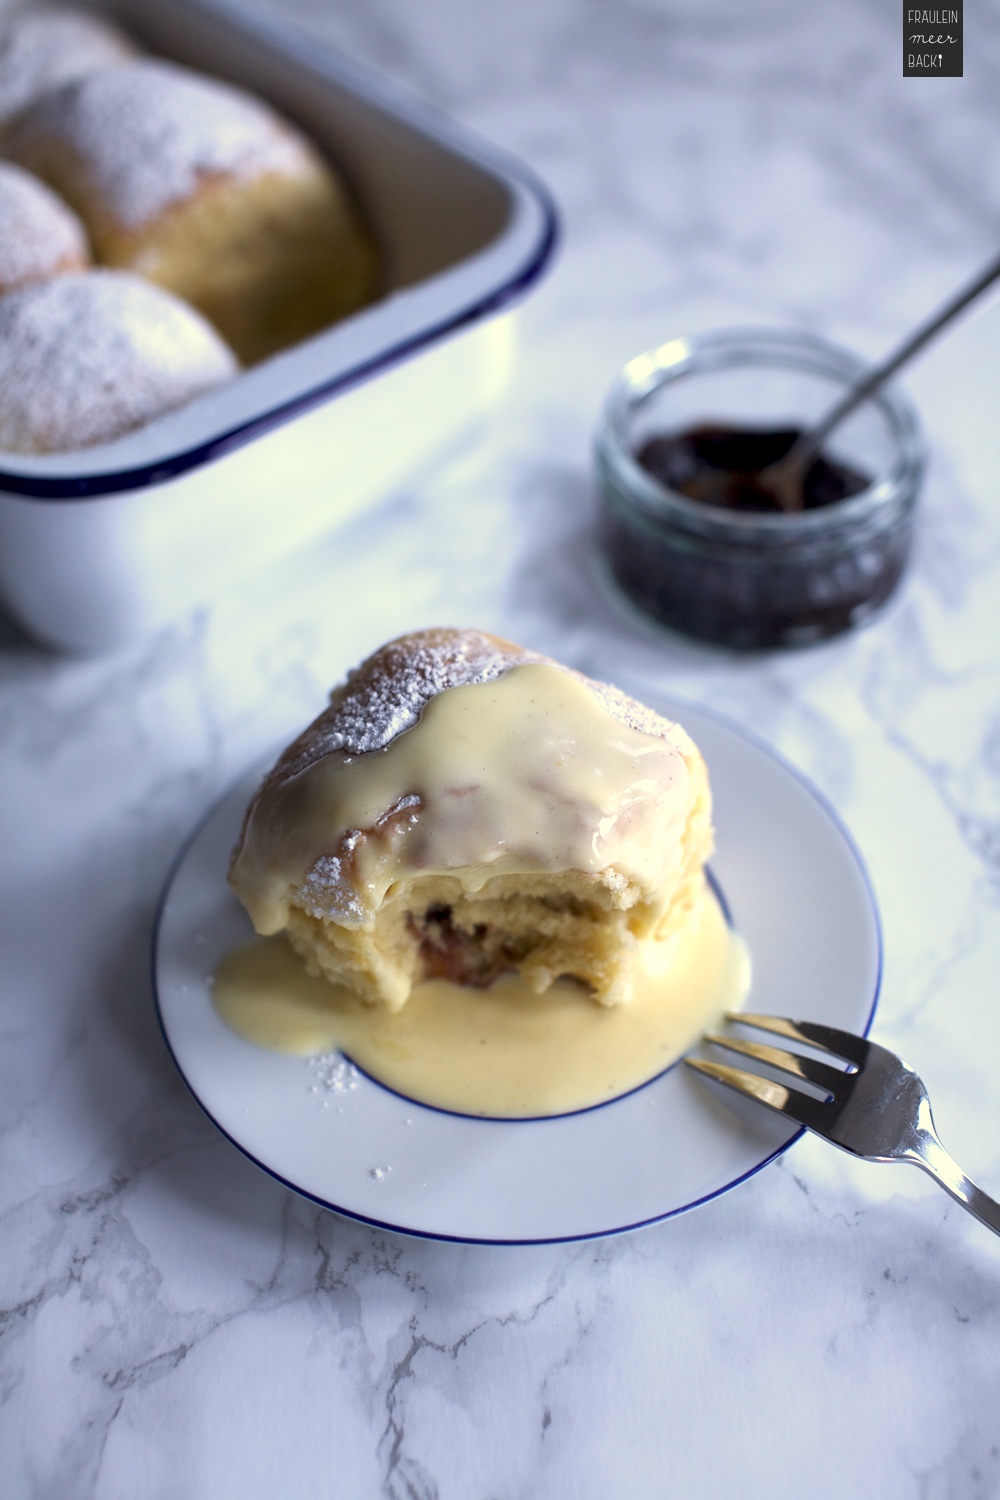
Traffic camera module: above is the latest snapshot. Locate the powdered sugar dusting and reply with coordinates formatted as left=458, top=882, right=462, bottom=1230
left=0, top=269, right=238, bottom=454
left=8, top=58, right=317, bottom=231
left=583, top=676, right=688, bottom=742
left=0, top=159, right=88, bottom=290
left=274, top=630, right=543, bottom=780
left=307, top=1052, right=359, bottom=1104
left=296, top=850, right=367, bottom=925
left=0, top=6, right=134, bottom=127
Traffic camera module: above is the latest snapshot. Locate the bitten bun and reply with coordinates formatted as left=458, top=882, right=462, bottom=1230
left=0, top=158, right=89, bottom=294
left=0, top=269, right=238, bottom=453
left=228, top=629, right=714, bottom=1010
left=6, top=58, right=378, bottom=363
left=0, top=6, right=134, bottom=129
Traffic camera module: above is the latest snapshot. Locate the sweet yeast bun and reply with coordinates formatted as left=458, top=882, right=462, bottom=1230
left=228, top=629, right=715, bottom=1010
left=0, top=268, right=238, bottom=453
left=6, top=57, right=378, bottom=364
left=0, top=6, right=134, bottom=129
left=0, top=158, right=89, bottom=294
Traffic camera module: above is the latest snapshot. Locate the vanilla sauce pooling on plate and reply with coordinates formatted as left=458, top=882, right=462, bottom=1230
left=212, top=881, right=748, bottom=1117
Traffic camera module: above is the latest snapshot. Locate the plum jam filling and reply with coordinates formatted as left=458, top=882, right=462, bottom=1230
left=410, top=903, right=529, bottom=988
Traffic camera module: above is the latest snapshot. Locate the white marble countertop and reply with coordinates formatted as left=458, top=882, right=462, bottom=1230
left=3, top=0, right=1000, bottom=1494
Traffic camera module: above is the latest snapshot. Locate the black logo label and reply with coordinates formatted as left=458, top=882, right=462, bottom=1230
left=904, top=3, right=963, bottom=75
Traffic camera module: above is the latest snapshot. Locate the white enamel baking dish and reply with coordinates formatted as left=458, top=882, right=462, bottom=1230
left=0, top=0, right=557, bottom=650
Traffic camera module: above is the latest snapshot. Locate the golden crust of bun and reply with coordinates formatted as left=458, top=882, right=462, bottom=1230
left=230, top=629, right=715, bottom=1010
left=7, top=58, right=378, bottom=364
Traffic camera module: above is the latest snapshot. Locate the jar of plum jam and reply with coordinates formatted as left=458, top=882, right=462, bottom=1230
left=595, top=328, right=924, bottom=649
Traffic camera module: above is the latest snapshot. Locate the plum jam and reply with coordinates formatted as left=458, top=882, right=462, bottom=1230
left=595, top=331, right=924, bottom=650
left=635, top=423, right=871, bottom=514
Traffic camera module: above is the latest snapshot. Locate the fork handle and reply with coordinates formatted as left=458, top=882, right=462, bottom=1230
left=909, top=1132, right=1000, bottom=1238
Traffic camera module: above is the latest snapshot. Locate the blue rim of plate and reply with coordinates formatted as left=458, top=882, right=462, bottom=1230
left=151, top=694, right=882, bottom=1245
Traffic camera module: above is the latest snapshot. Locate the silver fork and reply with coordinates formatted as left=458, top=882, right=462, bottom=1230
left=686, top=1013, right=1000, bottom=1237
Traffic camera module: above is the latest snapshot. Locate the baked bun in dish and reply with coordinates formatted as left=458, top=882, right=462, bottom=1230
left=6, top=57, right=378, bottom=363
left=0, top=159, right=89, bottom=294
left=228, top=629, right=714, bottom=1011
left=0, top=6, right=134, bottom=130
left=0, top=269, right=238, bottom=453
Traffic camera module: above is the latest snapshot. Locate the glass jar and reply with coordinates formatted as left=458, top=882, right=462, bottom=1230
left=595, top=328, right=925, bottom=649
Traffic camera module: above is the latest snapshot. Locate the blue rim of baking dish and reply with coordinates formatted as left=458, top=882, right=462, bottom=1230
left=0, top=6, right=560, bottom=501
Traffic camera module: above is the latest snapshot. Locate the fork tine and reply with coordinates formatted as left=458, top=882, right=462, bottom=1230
left=781, top=1019, right=872, bottom=1069
left=726, top=1012, right=870, bottom=1068
left=691, top=1025, right=1000, bottom=1240
left=685, top=1056, right=831, bottom=1132
left=704, top=1031, right=847, bottom=1097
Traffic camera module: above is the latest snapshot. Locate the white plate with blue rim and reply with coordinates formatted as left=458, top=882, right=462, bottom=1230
left=153, top=696, right=881, bottom=1244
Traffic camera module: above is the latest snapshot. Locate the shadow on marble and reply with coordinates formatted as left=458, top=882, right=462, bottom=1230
left=0, top=600, right=55, bottom=662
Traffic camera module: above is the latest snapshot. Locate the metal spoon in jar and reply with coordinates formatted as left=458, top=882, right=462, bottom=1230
left=686, top=245, right=1000, bottom=513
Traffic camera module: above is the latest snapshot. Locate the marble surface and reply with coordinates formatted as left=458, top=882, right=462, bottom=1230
left=3, top=0, right=1000, bottom=1494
